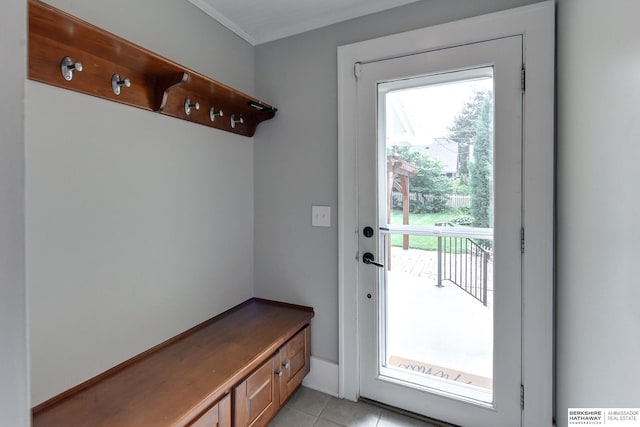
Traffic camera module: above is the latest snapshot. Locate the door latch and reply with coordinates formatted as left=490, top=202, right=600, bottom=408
left=362, top=252, right=384, bottom=268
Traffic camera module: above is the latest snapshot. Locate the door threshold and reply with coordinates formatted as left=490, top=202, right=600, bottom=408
left=358, top=396, right=461, bottom=427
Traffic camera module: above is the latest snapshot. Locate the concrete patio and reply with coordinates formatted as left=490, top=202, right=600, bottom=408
left=385, top=246, right=494, bottom=391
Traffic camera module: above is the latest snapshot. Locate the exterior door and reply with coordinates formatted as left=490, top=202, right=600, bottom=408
left=356, top=36, right=523, bottom=427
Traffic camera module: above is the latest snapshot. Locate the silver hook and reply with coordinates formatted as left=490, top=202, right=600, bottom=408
left=111, top=74, right=131, bottom=96
left=184, top=98, right=200, bottom=116
left=60, top=57, right=83, bottom=81
left=231, top=114, right=244, bottom=128
left=210, top=106, right=224, bottom=122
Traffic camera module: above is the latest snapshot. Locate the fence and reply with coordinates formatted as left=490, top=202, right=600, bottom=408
left=391, top=191, right=471, bottom=209
left=436, top=227, right=492, bottom=306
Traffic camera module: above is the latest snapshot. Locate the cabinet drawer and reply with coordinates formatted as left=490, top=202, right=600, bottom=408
left=279, top=326, right=311, bottom=404
left=284, top=329, right=306, bottom=379
left=188, top=394, right=231, bottom=427
left=233, top=355, right=279, bottom=427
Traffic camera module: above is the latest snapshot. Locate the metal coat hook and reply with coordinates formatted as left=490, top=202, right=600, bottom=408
left=184, top=98, right=200, bottom=116
left=210, top=106, right=224, bottom=122
left=111, top=74, right=131, bottom=96
left=231, top=114, right=244, bottom=128
left=60, top=56, right=83, bottom=81
left=248, top=100, right=277, bottom=115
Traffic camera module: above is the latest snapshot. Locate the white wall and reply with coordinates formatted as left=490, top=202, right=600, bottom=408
left=27, top=0, right=256, bottom=405
left=0, top=0, right=28, bottom=424
left=253, top=0, right=540, bottom=364
left=557, top=0, right=640, bottom=424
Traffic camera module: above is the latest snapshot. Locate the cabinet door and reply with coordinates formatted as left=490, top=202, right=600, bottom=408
left=278, top=326, right=311, bottom=404
left=233, top=355, right=280, bottom=427
left=189, top=393, right=231, bottom=427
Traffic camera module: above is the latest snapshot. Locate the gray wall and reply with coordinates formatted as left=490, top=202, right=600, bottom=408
left=253, top=0, right=539, bottom=363
left=19, top=0, right=640, bottom=421
left=556, top=0, right=640, bottom=424
left=27, top=0, right=256, bottom=405
left=0, top=0, right=28, bottom=424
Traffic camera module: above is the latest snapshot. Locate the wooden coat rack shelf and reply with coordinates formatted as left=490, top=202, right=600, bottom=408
left=28, top=0, right=277, bottom=137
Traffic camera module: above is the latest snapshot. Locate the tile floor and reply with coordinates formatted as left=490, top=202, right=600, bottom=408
left=269, top=386, right=440, bottom=427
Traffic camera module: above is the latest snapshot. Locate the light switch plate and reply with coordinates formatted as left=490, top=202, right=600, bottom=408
left=312, top=206, right=331, bottom=227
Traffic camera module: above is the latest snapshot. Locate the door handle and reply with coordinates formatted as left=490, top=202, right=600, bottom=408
left=363, top=252, right=384, bottom=268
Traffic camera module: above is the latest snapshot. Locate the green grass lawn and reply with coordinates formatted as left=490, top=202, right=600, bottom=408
left=389, top=209, right=460, bottom=251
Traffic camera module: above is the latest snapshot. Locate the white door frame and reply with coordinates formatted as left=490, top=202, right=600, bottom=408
left=337, top=2, right=554, bottom=426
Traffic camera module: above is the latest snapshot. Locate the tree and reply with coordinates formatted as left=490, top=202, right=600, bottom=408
left=390, top=147, right=451, bottom=213
left=448, top=91, right=488, bottom=177
left=468, top=93, right=493, bottom=228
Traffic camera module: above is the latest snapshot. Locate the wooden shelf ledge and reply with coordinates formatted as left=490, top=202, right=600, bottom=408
left=28, top=0, right=277, bottom=137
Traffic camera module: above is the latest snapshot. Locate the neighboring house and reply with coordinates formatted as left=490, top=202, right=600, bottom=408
left=413, top=138, right=460, bottom=178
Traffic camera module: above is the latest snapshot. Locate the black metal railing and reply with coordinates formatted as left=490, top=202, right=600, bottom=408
left=436, top=223, right=492, bottom=306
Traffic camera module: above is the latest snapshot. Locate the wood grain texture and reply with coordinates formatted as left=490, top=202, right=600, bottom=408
left=233, top=325, right=310, bottom=427
left=233, top=355, right=280, bottom=427
left=32, top=298, right=313, bottom=427
left=188, top=394, right=231, bottom=427
left=279, top=326, right=311, bottom=404
left=28, top=0, right=277, bottom=137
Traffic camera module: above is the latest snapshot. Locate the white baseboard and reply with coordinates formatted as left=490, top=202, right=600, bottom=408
left=302, top=356, right=339, bottom=397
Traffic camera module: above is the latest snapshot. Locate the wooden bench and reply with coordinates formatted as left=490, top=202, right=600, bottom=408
left=32, top=298, right=314, bottom=426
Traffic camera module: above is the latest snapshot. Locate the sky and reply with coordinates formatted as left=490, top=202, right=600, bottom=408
left=385, top=76, right=493, bottom=147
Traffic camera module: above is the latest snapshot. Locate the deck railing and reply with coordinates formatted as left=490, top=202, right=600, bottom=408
left=435, top=222, right=492, bottom=306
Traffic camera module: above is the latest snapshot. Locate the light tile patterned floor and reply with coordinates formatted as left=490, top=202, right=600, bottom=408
left=269, top=386, right=439, bottom=427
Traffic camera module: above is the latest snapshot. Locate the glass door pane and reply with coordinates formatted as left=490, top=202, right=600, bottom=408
left=378, top=68, right=495, bottom=403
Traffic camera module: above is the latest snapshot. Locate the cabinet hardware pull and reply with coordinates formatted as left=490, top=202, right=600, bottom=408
left=283, top=361, right=290, bottom=369
left=275, top=371, right=284, bottom=377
